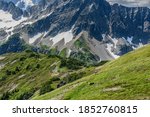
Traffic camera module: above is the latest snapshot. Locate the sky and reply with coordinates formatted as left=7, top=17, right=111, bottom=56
left=107, top=0, right=150, bottom=7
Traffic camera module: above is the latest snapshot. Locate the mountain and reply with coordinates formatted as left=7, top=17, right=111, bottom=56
left=0, top=0, right=150, bottom=63
left=0, top=0, right=39, bottom=10
left=0, top=0, right=150, bottom=100
left=0, top=0, right=46, bottom=19
left=0, top=44, right=150, bottom=100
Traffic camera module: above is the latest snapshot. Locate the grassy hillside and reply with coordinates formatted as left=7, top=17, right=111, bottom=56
left=34, top=45, right=150, bottom=100
left=0, top=50, right=100, bottom=100
left=0, top=45, right=150, bottom=100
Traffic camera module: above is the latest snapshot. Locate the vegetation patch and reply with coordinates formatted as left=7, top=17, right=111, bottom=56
left=34, top=45, right=150, bottom=100
left=40, top=80, right=54, bottom=95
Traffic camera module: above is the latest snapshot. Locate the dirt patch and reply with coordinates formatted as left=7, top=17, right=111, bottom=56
left=0, top=56, right=6, bottom=70
left=0, top=56, right=5, bottom=60
left=102, top=86, right=122, bottom=92
left=18, top=74, right=26, bottom=79
left=147, top=78, right=150, bottom=81
left=9, top=84, right=19, bottom=92
left=137, top=96, right=150, bottom=100
left=10, top=60, right=17, bottom=65
left=0, top=63, right=5, bottom=70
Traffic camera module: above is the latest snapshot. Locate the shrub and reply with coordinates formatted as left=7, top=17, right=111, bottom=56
left=94, top=61, right=108, bottom=66
left=6, top=70, right=11, bottom=75
left=40, top=80, right=54, bottom=95
left=57, top=81, right=66, bottom=88
left=64, top=72, right=85, bottom=83
left=29, top=53, right=40, bottom=58
left=60, top=58, right=85, bottom=70
left=11, top=71, right=16, bottom=75
left=26, top=64, right=32, bottom=70
left=17, top=89, right=36, bottom=100
left=15, top=66, right=21, bottom=72
left=52, top=77, right=60, bottom=82
left=47, top=54, right=62, bottom=59
left=0, top=76, right=6, bottom=81
left=25, top=49, right=32, bottom=53
left=19, top=57, right=26, bottom=61
left=1, top=92, right=10, bottom=100
left=0, top=88, right=19, bottom=100
left=36, top=64, right=40, bottom=69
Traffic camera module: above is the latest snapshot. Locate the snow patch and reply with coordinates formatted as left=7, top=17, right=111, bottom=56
left=108, top=35, right=118, bottom=48
left=89, top=4, right=94, bottom=11
left=50, top=30, right=73, bottom=46
left=138, top=39, right=144, bottom=48
left=41, top=11, right=53, bottom=18
left=139, top=43, right=144, bottom=48
left=102, top=34, right=106, bottom=39
left=0, top=56, right=5, bottom=60
left=127, top=37, right=133, bottom=44
left=16, top=0, right=34, bottom=10
left=0, top=10, right=27, bottom=29
left=106, top=43, right=120, bottom=59
left=68, top=49, right=72, bottom=57
left=29, top=33, right=43, bottom=44
left=0, top=63, right=5, bottom=70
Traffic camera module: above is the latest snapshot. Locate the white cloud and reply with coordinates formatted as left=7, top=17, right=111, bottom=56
left=107, top=0, right=150, bottom=7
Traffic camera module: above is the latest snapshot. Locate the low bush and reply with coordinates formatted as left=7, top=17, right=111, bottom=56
left=64, top=72, right=85, bottom=83
left=40, top=80, right=54, bottom=95
left=52, top=77, right=60, bottom=82
left=1, top=92, right=10, bottom=100
left=5, top=70, right=11, bottom=75
left=29, top=53, right=40, bottom=58
left=36, top=64, right=40, bottom=69
left=0, top=76, right=7, bottom=81
left=17, top=89, right=36, bottom=100
left=60, top=58, right=85, bottom=70
left=19, top=57, right=26, bottom=61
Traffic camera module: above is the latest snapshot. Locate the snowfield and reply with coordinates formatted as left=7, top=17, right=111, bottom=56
left=106, top=43, right=120, bottom=59
left=29, top=33, right=43, bottom=44
left=49, top=30, right=73, bottom=46
left=127, top=37, right=133, bottom=44
left=0, top=10, right=27, bottom=29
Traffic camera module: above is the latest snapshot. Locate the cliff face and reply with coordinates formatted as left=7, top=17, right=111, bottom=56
left=110, top=4, right=150, bottom=44
left=0, top=0, right=150, bottom=61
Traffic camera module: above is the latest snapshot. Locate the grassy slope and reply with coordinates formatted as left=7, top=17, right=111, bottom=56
left=0, top=52, right=59, bottom=99
left=0, top=51, right=98, bottom=99
left=34, top=45, right=150, bottom=100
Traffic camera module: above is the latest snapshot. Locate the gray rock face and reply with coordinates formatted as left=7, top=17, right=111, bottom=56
left=14, top=0, right=111, bottom=44
left=19, top=0, right=150, bottom=41
left=109, top=4, right=150, bottom=44
left=0, top=1, right=23, bottom=19
left=0, top=0, right=150, bottom=61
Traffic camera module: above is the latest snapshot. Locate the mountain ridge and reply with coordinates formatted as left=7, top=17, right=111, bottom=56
left=0, top=0, right=150, bottom=100
left=0, top=0, right=150, bottom=62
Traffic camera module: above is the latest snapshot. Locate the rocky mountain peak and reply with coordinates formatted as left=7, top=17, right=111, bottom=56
left=0, top=0, right=150, bottom=62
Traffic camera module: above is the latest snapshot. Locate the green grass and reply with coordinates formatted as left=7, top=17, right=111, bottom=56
left=1, top=45, right=150, bottom=100
left=72, top=35, right=100, bottom=64
left=0, top=51, right=60, bottom=99
left=74, top=36, right=88, bottom=49
left=0, top=51, right=96, bottom=100
left=34, top=45, right=150, bottom=100
left=59, top=48, right=67, bottom=58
